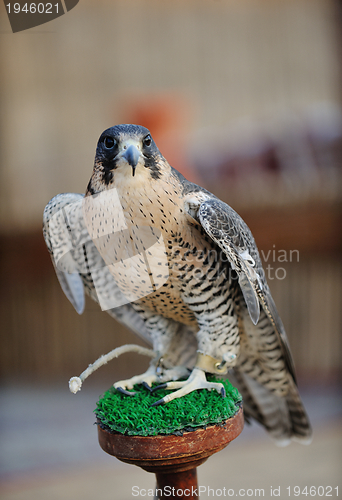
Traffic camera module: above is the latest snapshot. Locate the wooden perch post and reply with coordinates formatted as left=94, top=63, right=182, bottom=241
left=98, top=407, right=244, bottom=499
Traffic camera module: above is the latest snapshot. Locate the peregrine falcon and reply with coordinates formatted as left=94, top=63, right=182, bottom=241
left=43, top=124, right=312, bottom=445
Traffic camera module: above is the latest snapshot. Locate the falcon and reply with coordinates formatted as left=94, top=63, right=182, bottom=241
left=43, top=124, right=312, bottom=445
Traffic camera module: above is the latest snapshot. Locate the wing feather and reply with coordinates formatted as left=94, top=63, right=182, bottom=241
left=190, top=195, right=296, bottom=382
left=53, top=263, right=85, bottom=314
left=43, top=193, right=152, bottom=344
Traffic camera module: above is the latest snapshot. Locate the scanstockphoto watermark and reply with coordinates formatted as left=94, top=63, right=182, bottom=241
left=132, top=485, right=339, bottom=497
left=132, top=485, right=267, bottom=497
left=261, top=245, right=299, bottom=281
left=49, top=190, right=170, bottom=311
left=132, top=485, right=268, bottom=497
left=167, top=244, right=299, bottom=282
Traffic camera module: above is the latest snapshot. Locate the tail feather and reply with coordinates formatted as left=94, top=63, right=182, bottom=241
left=230, top=368, right=312, bottom=445
left=285, top=378, right=313, bottom=444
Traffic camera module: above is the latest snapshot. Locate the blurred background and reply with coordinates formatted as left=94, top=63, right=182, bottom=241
left=0, top=0, right=341, bottom=499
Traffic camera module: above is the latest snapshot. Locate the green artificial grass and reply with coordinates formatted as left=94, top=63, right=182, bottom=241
left=95, top=376, right=242, bottom=436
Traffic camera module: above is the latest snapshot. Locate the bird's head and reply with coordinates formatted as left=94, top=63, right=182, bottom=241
left=88, top=124, right=166, bottom=194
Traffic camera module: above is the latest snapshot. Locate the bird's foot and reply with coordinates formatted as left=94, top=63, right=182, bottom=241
left=114, top=365, right=190, bottom=396
left=114, top=364, right=158, bottom=395
left=151, top=368, right=226, bottom=406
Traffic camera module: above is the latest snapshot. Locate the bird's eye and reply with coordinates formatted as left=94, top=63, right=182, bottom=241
left=104, top=136, right=115, bottom=149
left=143, top=135, right=152, bottom=147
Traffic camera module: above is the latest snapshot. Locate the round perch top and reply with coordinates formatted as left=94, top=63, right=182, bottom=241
left=95, top=377, right=242, bottom=436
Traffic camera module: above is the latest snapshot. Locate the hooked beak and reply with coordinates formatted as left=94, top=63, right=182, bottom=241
left=122, top=144, right=141, bottom=176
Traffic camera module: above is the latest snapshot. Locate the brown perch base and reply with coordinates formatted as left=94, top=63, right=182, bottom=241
left=98, top=407, right=244, bottom=499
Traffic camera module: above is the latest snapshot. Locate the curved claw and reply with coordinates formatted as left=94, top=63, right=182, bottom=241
left=113, top=364, right=159, bottom=392
left=141, top=381, right=153, bottom=392
left=151, top=383, right=168, bottom=393
left=115, top=386, right=136, bottom=396
left=113, top=365, right=190, bottom=395
left=151, top=398, right=166, bottom=407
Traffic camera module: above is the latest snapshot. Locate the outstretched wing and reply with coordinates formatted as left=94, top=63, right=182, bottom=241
left=43, top=193, right=86, bottom=313
left=43, top=193, right=198, bottom=368
left=43, top=193, right=153, bottom=344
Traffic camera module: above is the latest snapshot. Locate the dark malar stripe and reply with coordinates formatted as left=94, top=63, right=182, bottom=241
left=144, top=156, right=162, bottom=180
